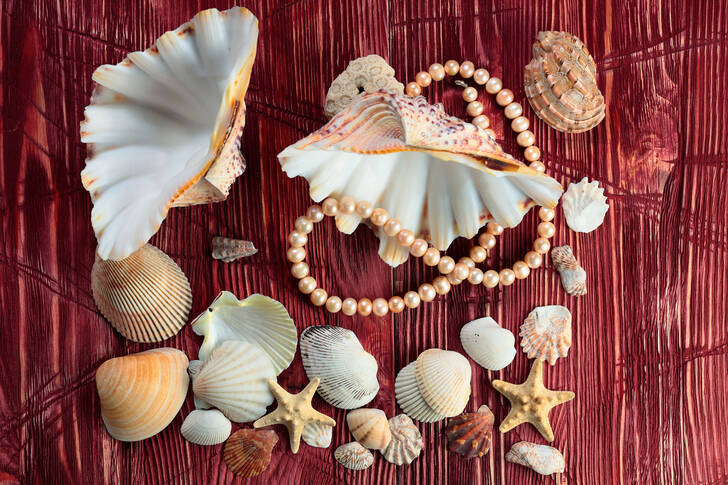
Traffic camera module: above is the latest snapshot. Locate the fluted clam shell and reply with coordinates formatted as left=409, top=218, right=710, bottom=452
left=302, top=421, right=333, bottom=448
left=346, top=408, right=392, bottom=451
left=180, top=409, right=231, bottom=446
left=459, top=317, right=516, bottom=371
left=506, top=441, right=565, bottom=475
left=334, top=442, right=374, bottom=470
left=414, top=349, right=471, bottom=417
left=91, top=244, right=192, bottom=343
left=96, top=347, right=189, bottom=442
left=382, top=414, right=423, bottom=465
left=211, top=237, right=257, bottom=262
left=224, top=428, right=278, bottom=478
left=394, top=362, right=444, bottom=423
left=520, top=306, right=573, bottom=365
left=300, top=326, right=379, bottom=409
left=551, top=245, right=587, bottom=296
left=444, top=405, right=494, bottom=459
left=192, top=340, right=276, bottom=422
left=191, top=291, right=297, bottom=375
left=562, top=177, right=609, bottom=233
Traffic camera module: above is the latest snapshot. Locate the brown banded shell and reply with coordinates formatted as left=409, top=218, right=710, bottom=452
left=524, top=31, right=605, bottom=133
left=211, top=237, right=257, bottom=262
left=334, top=441, right=375, bottom=470
left=444, top=405, right=494, bottom=459
left=223, top=428, right=278, bottom=478
left=551, top=245, right=587, bottom=296
left=346, top=408, right=392, bottom=451
left=382, top=414, right=423, bottom=465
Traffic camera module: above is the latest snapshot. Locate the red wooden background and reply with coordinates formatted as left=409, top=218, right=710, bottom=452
left=2, top=0, right=727, bottom=483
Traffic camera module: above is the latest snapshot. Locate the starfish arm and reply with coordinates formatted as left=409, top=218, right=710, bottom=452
left=529, top=359, right=544, bottom=382
left=253, top=409, right=282, bottom=429
left=555, top=390, right=575, bottom=404
left=532, top=413, right=555, bottom=442
left=498, top=408, right=527, bottom=433
left=288, top=423, right=304, bottom=454
left=492, top=380, right=518, bottom=396
left=267, top=379, right=288, bottom=401
left=300, top=377, right=320, bottom=401
left=309, top=409, right=336, bottom=427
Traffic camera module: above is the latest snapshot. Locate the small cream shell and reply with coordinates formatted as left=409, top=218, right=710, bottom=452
left=334, top=442, right=375, bottom=470
left=382, top=414, right=423, bottom=465
left=302, top=422, right=333, bottom=448
left=414, top=349, right=471, bottom=417
left=346, top=408, right=392, bottom=451
left=394, top=362, right=444, bottom=423
left=180, top=409, right=232, bottom=446
left=562, top=177, right=609, bottom=233
left=460, top=317, right=517, bottom=371
left=551, top=245, right=587, bottom=296
left=506, top=441, right=565, bottom=475
left=520, top=306, right=573, bottom=365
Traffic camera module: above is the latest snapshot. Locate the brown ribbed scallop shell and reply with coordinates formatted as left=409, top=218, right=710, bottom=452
left=223, top=429, right=278, bottom=478
left=444, top=405, right=494, bottom=459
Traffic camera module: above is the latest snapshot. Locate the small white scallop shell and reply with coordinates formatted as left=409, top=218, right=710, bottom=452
left=300, top=326, right=379, bottom=409
left=382, top=414, right=423, bottom=465
left=335, top=442, right=375, bottom=470
left=414, top=349, right=472, bottom=417
left=394, top=362, right=444, bottom=423
left=562, top=177, right=609, bottom=233
left=346, top=408, right=392, bottom=451
left=551, top=245, right=587, bottom=296
left=459, top=317, right=517, bottom=371
left=520, top=306, right=573, bottom=365
left=180, top=409, right=232, bottom=446
left=506, top=441, right=565, bottom=475
left=302, top=422, right=333, bottom=448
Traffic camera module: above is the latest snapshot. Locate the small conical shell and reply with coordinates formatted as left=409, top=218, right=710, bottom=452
left=223, top=428, right=278, bottom=478
left=414, top=349, right=471, bottom=417
left=459, top=317, right=517, bottom=371
left=562, top=177, right=609, bottom=233
left=180, top=409, right=231, bottom=446
left=91, top=244, right=192, bottom=343
left=300, top=326, right=379, bottom=409
left=95, top=347, right=189, bottom=442
left=211, top=237, right=257, bottom=262
left=192, top=340, right=276, bottom=422
left=334, top=442, right=374, bottom=470
left=506, top=441, right=565, bottom=475
left=382, top=414, right=423, bottom=465
left=444, top=405, right=494, bottom=459
left=520, top=306, right=573, bottom=365
left=346, top=408, right=392, bottom=451
left=302, top=421, right=333, bottom=448
left=394, top=362, right=444, bottom=423
left=551, top=245, right=587, bottom=296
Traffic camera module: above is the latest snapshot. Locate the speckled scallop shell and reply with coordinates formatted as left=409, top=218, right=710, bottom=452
left=444, top=405, right=494, bottom=459
left=520, top=306, right=572, bottom=365
left=95, top=348, right=189, bottom=442
left=91, top=243, right=192, bottom=343
left=212, top=237, right=257, bottom=262
left=334, top=442, right=375, bottom=470
left=524, top=31, right=605, bottom=133
left=279, top=92, right=563, bottom=267
left=506, top=441, right=565, bottom=475
left=459, top=317, right=517, bottom=371
left=81, top=7, right=258, bottom=260
left=302, top=421, right=333, bottom=448
left=382, top=414, right=423, bottom=465
left=414, top=349, right=472, bottom=417
left=346, top=408, right=392, bottom=451
left=394, top=362, right=444, bottom=423
left=223, top=428, right=278, bottom=478
left=325, top=55, right=404, bottom=118
left=180, top=409, right=232, bottom=446
left=562, top=177, right=609, bottom=233
left=300, top=326, right=379, bottom=409
left=551, top=245, right=587, bottom=296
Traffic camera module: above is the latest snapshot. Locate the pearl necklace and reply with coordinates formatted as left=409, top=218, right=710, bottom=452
left=287, top=59, right=556, bottom=317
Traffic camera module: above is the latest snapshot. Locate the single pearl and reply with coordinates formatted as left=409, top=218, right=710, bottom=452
left=342, top=297, right=358, bottom=316
left=288, top=230, right=308, bottom=247
left=462, top=87, right=478, bottom=102
left=447, top=273, right=463, bottom=285
left=524, top=145, right=541, bottom=162
left=472, top=114, right=490, bottom=129
left=495, top=88, right=514, bottom=106
left=511, top=116, right=529, bottom=133
left=403, top=291, right=421, bottom=308
left=513, top=261, right=530, bottom=279
left=433, top=276, right=451, bottom=295
left=444, top=59, right=460, bottom=76
left=418, top=283, right=436, bottom=302
left=529, top=161, right=546, bottom=172
left=356, top=200, right=374, bottom=218
left=397, top=229, right=415, bottom=247
left=429, top=63, right=446, bottom=81
left=372, top=298, right=389, bottom=317
left=306, top=205, right=324, bottom=223
left=485, top=77, right=503, bottom=94
left=287, top=247, right=306, bottom=263
left=339, top=196, right=356, bottom=215
left=410, top=239, right=428, bottom=257
left=322, top=198, right=339, bottom=216
left=459, top=60, right=475, bottom=78
left=468, top=268, right=484, bottom=285
left=437, top=256, right=455, bottom=274
left=487, top=222, right=504, bottom=235
left=291, top=261, right=309, bottom=279
left=406, top=82, right=422, bottom=97
left=504, top=102, right=523, bottom=119
left=298, top=276, right=317, bottom=294
left=473, top=68, right=490, bottom=85
left=458, top=257, right=475, bottom=268
left=423, top=247, right=441, bottom=266
left=295, top=216, right=313, bottom=234
left=533, top=237, right=551, bottom=254
left=466, top=101, right=484, bottom=117
left=483, top=270, right=500, bottom=288
left=538, top=207, right=555, bottom=221
left=479, top=232, right=496, bottom=249
left=416, top=71, right=432, bottom=87
left=517, top=130, right=535, bottom=147
left=357, top=298, right=373, bottom=316
left=453, top=263, right=470, bottom=280
left=370, top=208, right=389, bottom=226
left=525, top=250, right=542, bottom=268
left=389, top=296, right=405, bottom=313
left=537, top=221, right=556, bottom=238
left=470, top=245, right=487, bottom=263
left=383, top=218, right=402, bottom=237
left=499, top=268, right=516, bottom=286
left=325, top=296, right=342, bottom=313
left=310, top=288, right=328, bottom=306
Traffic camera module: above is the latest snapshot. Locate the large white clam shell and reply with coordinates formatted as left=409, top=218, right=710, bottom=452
left=334, top=442, right=374, bottom=470
left=191, top=291, right=297, bottom=375
left=562, top=177, right=609, bottom=233
left=346, top=408, right=392, bottom=451
left=382, top=414, right=423, bottom=465
left=180, top=409, right=232, bottom=446
left=81, top=7, right=258, bottom=260
left=299, top=326, right=379, bottom=409
left=459, top=317, right=516, bottom=371
left=302, top=421, right=333, bottom=448
left=394, top=362, right=444, bottom=423
left=506, top=441, right=565, bottom=475
left=414, top=349, right=472, bottom=417
left=191, top=340, right=276, bottom=422
left=278, top=92, right=563, bottom=267
left=520, top=305, right=573, bottom=365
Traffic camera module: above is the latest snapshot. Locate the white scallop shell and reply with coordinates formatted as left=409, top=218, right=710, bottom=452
left=459, top=317, right=517, bottom=371
left=300, top=326, right=379, bottom=409
left=551, top=245, right=587, bottom=296
left=191, top=340, right=276, bottom=422
left=334, top=442, right=374, bottom=470
left=346, top=408, right=392, bottom=451
left=562, top=177, right=609, bottom=233
left=180, top=409, right=232, bottom=446
left=394, top=362, right=444, bottom=423
left=191, top=292, right=297, bottom=375
left=414, top=349, right=471, bottom=417
left=382, top=414, right=423, bottom=465
left=302, top=422, right=333, bottom=448
left=520, top=306, right=573, bottom=365
left=506, top=441, right=565, bottom=475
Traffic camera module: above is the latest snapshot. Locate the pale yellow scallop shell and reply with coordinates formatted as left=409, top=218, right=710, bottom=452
left=414, top=349, right=472, bottom=417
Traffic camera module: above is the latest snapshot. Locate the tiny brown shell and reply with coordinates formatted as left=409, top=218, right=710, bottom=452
left=444, top=405, right=494, bottom=459
left=223, top=429, right=278, bottom=478
left=211, top=237, right=257, bottom=262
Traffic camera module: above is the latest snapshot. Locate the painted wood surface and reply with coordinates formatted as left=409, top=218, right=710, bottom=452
left=1, top=0, right=726, bottom=483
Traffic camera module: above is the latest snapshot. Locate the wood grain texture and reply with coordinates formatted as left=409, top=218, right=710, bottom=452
left=1, top=0, right=726, bottom=483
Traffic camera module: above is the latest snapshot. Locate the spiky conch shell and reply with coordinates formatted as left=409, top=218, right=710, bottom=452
left=223, top=428, right=278, bottom=478
left=520, top=305, right=573, bottom=365
left=180, top=409, right=231, bottom=446
left=346, top=408, right=392, bottom=451
left=551, top=245, right=587, bottom=296
left=459, top=317, right=517, bottom=371
left=278, top=92, right=563, bottom=267
left=414, top=349, right=472, bottom=417
left=91, top=243, right=192, bottom=343
left=302, top=421, right=333, bottom=448
left=506, top=441, right=565, bottom=475
left=81, top=7, right=258, bottom=260
left=382, top=414, right=424, bottom=465
left=561, top=177, right=609, bottom=233
left=211, top=237, right=257, bottom=262
left=334, top=442, right=375, bottom=470
left=95, top=347, right=189, bottom=442
left=444, top=405, right=494, bottom=459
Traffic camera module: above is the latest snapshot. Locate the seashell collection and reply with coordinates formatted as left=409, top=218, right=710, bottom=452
left=520, top=305, right=573, bottom=365
left=506, top=441, right=566, bottom=475
left=562, top=177, right=609, bottom=233
left=211, top=236, right=258, bottom=262
left=460, top=317, right=517, bottom=371
left=551, top=245, right=588, bottom=296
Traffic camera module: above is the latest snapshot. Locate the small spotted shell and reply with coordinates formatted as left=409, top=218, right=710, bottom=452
left=520, top=306, right=572, bottom=365
left=551, top=245, right=587, bottom=296
left=334, top=441, right=374, bottom=470
left=211, top=237, right=257, bottom=262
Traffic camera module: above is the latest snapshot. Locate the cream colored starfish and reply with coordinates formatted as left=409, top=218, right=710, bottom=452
left=491, top=359, right=574, bottom=442
left=253, top=377, right=335, bottom=453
